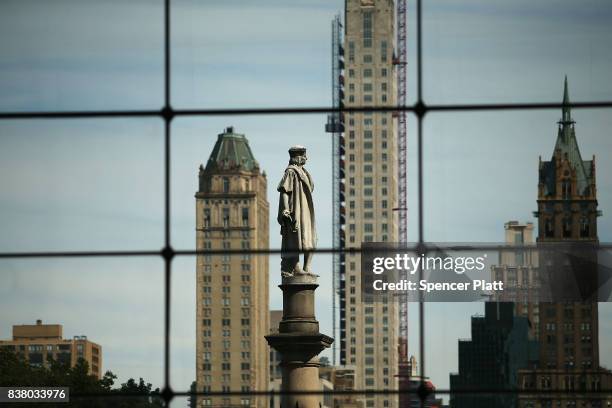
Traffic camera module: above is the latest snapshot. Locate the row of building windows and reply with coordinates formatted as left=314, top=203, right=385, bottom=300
left=201, top=254, right=251, bottom=262
left=543, top=216, right=591, bottom=238
left=202, top=264, right=251, bottom=273
left=203, top=307, right=250, bottom=317
left=543, top=306, right=592, bottom=318
left=546, top=333, right=594, bottom=347
left=347, top=93, right=388, bottom=103
left=203, top=208, right=249, bottom=228
left=347, top=292, right=390, bottom=304
left=348, top=210, right=389, bottom=219
left=535, top=376, right=600, bottom=391
left=202, top=285, right=251, bottom=294
left=351, top=152, right=389, bottom=161
left=202, top=362, right=251, bottom=371
left=202, top=340, right=250, bottom=350
left=202, top=298, right=250, bottom=306
left=348, top=186, right=389, bottom=197
left=202, top=318, right=251, bottom=327
left=201, top=375, right=251, bottom=385
left=346, top=116, right=388, bottom=128
left=348, top=235, right=388, bottom=243
left=344, top=355, right=391, bottom=367
left=201, top=329, right=251, bottom=338
left=5, top=344, right=73, bottom=353
left=351, top=198, right=389, bottom=208
left=347, top=223, right=389, bottom=234
left=204, top=176, right=253, bottom=195
left=348, top=110, right=389, bottom=122
left=202, top=351, right=251, bottom=361
left=348, top=82, right=388, bottom=92
left=347, top=163, right=389, bottom=175
left=348, top=142, right=390, bottom=153
left=544, top=322, right=591, bottom=332
left=203, top=230, right=250, bottom=239
left=203, top=198, right=250, bottom=205
left=201, top=398, right=251, bottom=406
left=348, top=67, right=389, bottom=78
left=543, top=361, right=596, bottom=370
left=201, top=241, right=251, bottom=250
left=349, top=177, right=389, bottom=186
left=201, top=275, right=250, bottom=284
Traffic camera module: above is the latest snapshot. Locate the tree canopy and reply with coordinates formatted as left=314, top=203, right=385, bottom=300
left=0, top=348, right=164, bottom=407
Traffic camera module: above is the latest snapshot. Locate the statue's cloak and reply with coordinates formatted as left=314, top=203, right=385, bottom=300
left=277, top=165, right=317, bottom=251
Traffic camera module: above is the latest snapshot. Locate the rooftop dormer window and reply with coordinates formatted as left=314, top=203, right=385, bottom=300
left=561, top=180, right=571, bottom=199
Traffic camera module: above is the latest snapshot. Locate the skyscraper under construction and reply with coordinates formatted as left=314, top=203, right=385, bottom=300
left=333, top=1, right=400, bottom=407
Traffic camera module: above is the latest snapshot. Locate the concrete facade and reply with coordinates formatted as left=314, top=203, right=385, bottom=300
left=0, top=319, right=102, bottom=379
left=195, top=127, right=269, bottom=408
left=343, top=1, right=399, bottom=407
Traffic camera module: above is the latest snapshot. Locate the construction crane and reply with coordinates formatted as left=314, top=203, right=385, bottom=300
left=394, top=0, right=411, bottom=384
left=396, top=0, right=408, bottom=245
left=325, top=14, right=344, bottom=365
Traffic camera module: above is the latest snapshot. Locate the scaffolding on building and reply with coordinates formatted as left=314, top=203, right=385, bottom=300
left=394, top=0, right=411, bottom=386
left=325, top=14, right=345, bottom=365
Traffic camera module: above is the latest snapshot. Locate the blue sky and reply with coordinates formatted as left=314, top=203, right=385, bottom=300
left=1, top=0, right=612, bottom=401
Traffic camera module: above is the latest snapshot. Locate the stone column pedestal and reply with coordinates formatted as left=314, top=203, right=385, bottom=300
left=266, top=273, right=334, bottom=408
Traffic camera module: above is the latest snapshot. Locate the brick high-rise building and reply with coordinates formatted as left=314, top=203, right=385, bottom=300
left=518, top=78, right=612, bottom=407
left=342, top=1, right=399, bottom=407
left=195, top=127, right=269, bottom=408
left=535, top=78, right=599, bottom=371
left=0, top=320, right=102, bottom=378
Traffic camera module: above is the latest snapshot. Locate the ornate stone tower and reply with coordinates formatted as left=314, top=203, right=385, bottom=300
left=525, top=78, right=605, bottom=404
left=537, top=77, right=598, bottom=246
left=195, top=127, right=269, bottom=407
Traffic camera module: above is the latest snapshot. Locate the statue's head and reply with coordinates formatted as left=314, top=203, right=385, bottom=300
left=288, top=145, right=307, bottom=166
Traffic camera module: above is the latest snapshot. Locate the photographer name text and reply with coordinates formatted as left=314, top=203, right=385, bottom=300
left=372, top=279, right=504, bottom=292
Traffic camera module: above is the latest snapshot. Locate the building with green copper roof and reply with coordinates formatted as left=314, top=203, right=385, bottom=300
left=204, top=126, right=260, bottom=173
left=195, top=126, right=269, bottom=407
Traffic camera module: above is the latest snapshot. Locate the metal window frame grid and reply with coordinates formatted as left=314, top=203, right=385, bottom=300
left=1, top=0, right=612, bottom=406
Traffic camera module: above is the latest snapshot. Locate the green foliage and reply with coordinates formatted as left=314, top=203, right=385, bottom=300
left=0, top=348, right=163, bottom=407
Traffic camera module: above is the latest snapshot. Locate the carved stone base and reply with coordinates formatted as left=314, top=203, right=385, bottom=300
left=266, top=271, right=334, bottom=408
left=266, top=333, right=334, bottom=408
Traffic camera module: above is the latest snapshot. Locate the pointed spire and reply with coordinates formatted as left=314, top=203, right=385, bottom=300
left=560, top=75, right=574, bottom=125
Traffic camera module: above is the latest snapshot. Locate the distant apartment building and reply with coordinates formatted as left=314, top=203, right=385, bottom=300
left=195, top=127, right=269, bottom=408
left=319, top=365, right=362, bottom=408
left=491, top=221, right=540, bottom=339
left=268, top=310, right=283, bottom=382
left=342, top=1, right=400, bottom=407
left=0, top=320, right=102, bottom=378
left=399, top=356, right=442, bottom=408
left=269, top=374, right=334, bottom=408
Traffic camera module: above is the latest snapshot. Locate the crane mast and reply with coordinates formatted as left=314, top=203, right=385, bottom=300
left=396, top=0, right=410, bottom=368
